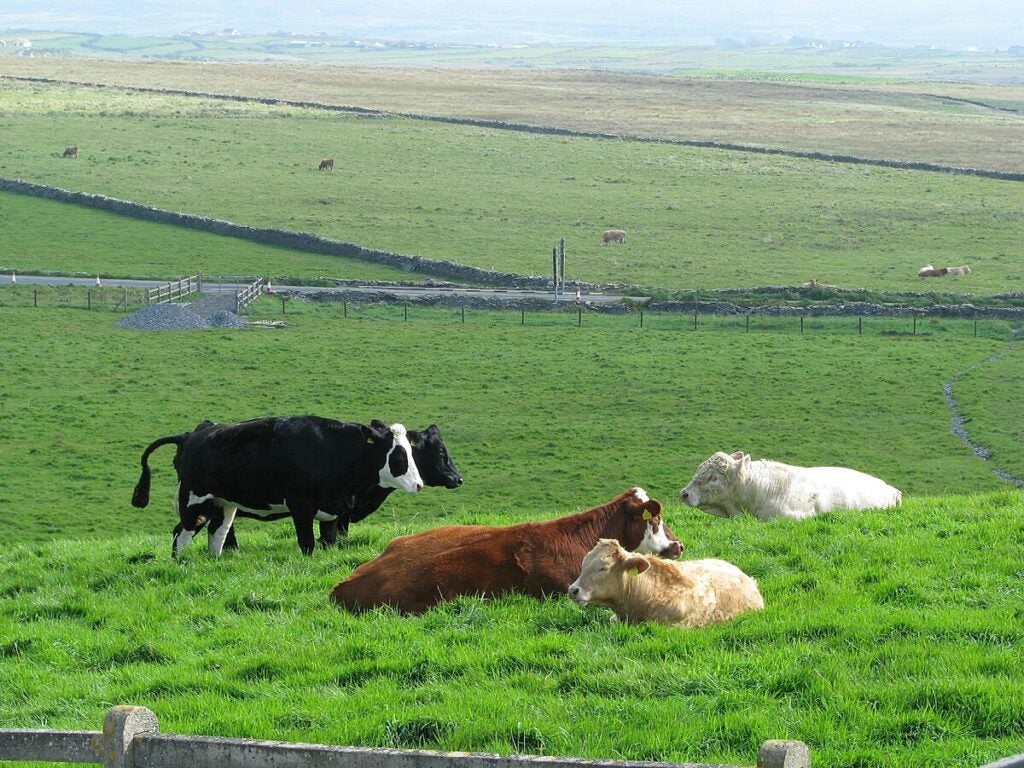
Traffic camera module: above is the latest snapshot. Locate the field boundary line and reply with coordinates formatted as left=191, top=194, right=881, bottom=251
left=0, top=177, right=556, bottom=290
left=0, top=704, right=811, bottom=768
left=4, top=74, right=1023, bottom=182
left=6, top=177, right=1024, bottom=321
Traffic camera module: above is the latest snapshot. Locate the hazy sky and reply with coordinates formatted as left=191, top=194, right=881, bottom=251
left=5, top=1, right=1024, bottom=49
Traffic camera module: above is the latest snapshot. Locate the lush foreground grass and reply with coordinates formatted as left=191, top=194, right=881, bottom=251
left=2, top=81, right=1022, bottom=294
left=1, top=491, right=1023, bottom=768
left=1, top=300, right=1022, bottom=767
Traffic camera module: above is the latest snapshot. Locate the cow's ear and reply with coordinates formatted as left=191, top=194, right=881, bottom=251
left=622, top=556, right=651, bottom=575
left=361, top=424, right=387, bottom=444
left=730, top=451, right=745, bottom=461
left=370, top=419, right=388, bottom=430
left=641, top=498, right=663, bottom=520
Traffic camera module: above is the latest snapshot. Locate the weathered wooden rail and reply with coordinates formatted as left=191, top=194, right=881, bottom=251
left=0, top=706, right=812, bottom=768
left=146, top=273, right=201, bottom=304
left=236, top=276, right=266, bottom=312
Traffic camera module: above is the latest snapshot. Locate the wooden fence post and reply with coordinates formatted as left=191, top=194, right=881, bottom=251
left=578, top=307, right=582, bottom=327
left=102, top=705, right=159, bottom=768
left=461, top=305, right=465, bottom=324
left=343, top=301, right=347, bottom=318
left=88, top=291, right=91, bottom=310
left=913, top=316, right=917, bottom=335
left=640, top=310, right=644, bottom=329
left=859, top=317, right=863, bottom=335
left=521, top=305, right=525, bottom=325
left=693, top=311, right=698, bottom=330
left=757, top=739, right=810, bottom=768
left=800, top=316, right=804, bottom=334
left=746, top=314, right=750, bottom=333
left=974, top=320, right=978, bottom=338
left=404, top=303, right=408, bottom=322
left=33, top=289, right=37, bottom=308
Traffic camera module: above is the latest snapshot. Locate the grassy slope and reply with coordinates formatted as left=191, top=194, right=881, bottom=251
left=2, top=82, right=1022, bottom=294
left=1, top=491, right=1022, bottom=768
left=0, top=302, right=1017, bottom=548
left=1, top=50, right=1023, bottom=768
left=3, top=53, right=1024, bottom=171
left=0, top=191, right=414, bottom=282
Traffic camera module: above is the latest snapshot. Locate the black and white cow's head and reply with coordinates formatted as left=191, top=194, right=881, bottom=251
left=408, top=424, right=463, bottom=489
left=370, top=421, right=463, bottom=490
left=370, top=422, right=424, bottom=493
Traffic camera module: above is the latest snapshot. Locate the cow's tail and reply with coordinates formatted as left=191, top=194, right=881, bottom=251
left=132, top=434, right=188, bottom=508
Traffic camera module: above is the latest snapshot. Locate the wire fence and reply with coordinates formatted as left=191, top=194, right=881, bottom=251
left=255, top=297, right=1022, bottom=341
left=2, top=285, right=1020, bottom=341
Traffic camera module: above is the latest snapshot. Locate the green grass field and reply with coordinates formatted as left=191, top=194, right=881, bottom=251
left=0, top=298, right=1022, bottom=768
left=2, top=485, right=1022, bottom=768
left=2, top=80, right=1022, bottom=294
left=2, top=52, right=1024, bottom=768
left=1, top=300, right=1019, bottom=548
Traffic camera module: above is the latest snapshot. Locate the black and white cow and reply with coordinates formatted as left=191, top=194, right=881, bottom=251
left=218, top=420, right=463, bottom=550
left=131, top=416, right=423, bottom=557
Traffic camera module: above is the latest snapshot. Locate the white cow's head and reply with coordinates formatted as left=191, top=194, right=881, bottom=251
left=377, top=423, right=424, bottom=493
left=679, top=451, right=749, bottom=517
left=568, top=538, right=650, bottom=608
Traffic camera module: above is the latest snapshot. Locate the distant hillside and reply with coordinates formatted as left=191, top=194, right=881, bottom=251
left=4, top=0, right=1024, bottom=49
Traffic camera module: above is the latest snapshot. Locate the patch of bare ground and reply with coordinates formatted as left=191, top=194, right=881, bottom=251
left=3, top=57, right=1023, bottom=172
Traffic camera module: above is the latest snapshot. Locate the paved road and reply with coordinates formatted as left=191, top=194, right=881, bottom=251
left=7, top=274, right=638, bottom=304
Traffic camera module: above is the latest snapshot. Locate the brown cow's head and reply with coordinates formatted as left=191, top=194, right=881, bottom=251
left=616, top=487, right=683, bottom=559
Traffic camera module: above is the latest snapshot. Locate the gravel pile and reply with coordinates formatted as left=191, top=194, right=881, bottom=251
left=207, top=309, right=249, bottom=328
left=117, top=302, right=246, bottom=331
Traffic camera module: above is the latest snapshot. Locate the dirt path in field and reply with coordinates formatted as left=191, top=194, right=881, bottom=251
left=943, top=339, right=1024, bottom=488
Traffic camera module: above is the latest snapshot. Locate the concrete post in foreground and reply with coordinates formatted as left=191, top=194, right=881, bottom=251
left=757, top=740, right=810, bottom=768
left=102, top=706, right=159, bottom=768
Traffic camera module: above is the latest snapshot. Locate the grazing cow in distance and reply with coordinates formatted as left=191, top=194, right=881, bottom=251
left=212, top=420, right=463, bottom=550
left=568, top=539, right=764, bottom=627
left=319, top=158, right=334, bottom=170
left=802, top=278, right=818, bottom=289
left=330, top=487, right=684, bottom=614
left=131, top=416, right=423, bottom=557
left=918, top=264, right=948, bottom=277
left=62, top=146, right=78, bottom=158
left=946, top=265, right=971, bottom=276
left=602, top=229, right=626, bottom=245
left=679, top=451, right=902, bottom=521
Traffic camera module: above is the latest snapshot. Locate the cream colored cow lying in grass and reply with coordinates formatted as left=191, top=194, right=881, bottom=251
left=568, top=539, right=764, bottom=627
left=679, top=451, right=902, bottom=521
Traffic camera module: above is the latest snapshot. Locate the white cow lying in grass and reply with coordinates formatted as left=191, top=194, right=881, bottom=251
left=679, top=451, right=902, bottom=521
left=568, top=539, right=764, bottom=627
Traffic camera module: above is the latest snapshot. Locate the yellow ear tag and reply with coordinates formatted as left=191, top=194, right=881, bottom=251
left=642, top=510, right=652, bottom=521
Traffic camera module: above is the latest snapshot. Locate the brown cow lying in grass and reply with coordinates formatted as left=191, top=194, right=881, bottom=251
left=330, top=487, right=683, bottom=614
left=568, top=539, right=764, bottom=627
